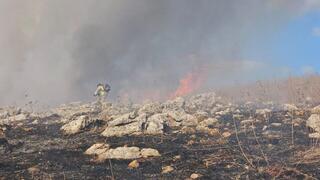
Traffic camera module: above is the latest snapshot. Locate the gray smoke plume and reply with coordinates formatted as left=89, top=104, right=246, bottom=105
left=0, top=0, right=318, bottom=106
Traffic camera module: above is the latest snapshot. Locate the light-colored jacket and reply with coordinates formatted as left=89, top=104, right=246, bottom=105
left=94, top=85, right=107, bottom=97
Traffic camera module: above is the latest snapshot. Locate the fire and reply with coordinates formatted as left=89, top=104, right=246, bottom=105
left=171, top=68, right=205, bottom=98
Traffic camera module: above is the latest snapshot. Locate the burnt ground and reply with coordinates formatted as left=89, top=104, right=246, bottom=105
left=1, top=110, right=320, bottom=180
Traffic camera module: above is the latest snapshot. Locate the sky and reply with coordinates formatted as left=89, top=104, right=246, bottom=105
left=245, top=10, right=320, bottom=76
left=275, top=11, right=320, bottom=74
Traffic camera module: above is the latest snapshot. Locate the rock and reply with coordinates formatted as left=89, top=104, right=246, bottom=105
left=181, top=126, right=196, bottom=134
left=293, top=118, right=305, bottom=126
left=270, top=123, right=282, bottom=128
left=173, top=155, right=181, bottom=161
left=180, top=114, right=197, bottom=127
left=222, top=131, right=231, bottom=138
left=185, top=93, right=216, bottom=113
left=141, top=148, right=161, bottom=158
left=144, top=114, right=166, bottom=134
left=5, top=107, right=22, bottom=116
left=309, top=133, right=320, bottom=139
left=108, top=112, right=138, bottom=127
left=190, top=173, right=202, bottom=179
left=164, top=109, right=187, bottom=122
left=9, top=113, right=29, bottom=122
left=101, top=122, right=141, bottom=137
left=163, top=97, right=185, bottom=111
left=0, top=111, right=8, bottom=119
left=262, top=130, right=281, bottom=139
left=85, top=143, right=110, bottom=155
left=138, top=102, right=163, bottom=116
left=28, top=166, right=40, bottom=175
left=193, top=111, right=209, bottom=121
left=128, top=160, right=139, bottom=169
left=61, top=115, right=95, bottom=135
left=198, top=118, right=218, bottom=127
left=233, top=114, right=243, bottom=119
left=196, top=118, right=219, bottom=135
left=54, top=102, right=97, bottom=122
left=162, top=166, right=174, bottom=174
left=0, top=129, right=7, bottom=144
left=196, top=126, right=219, bottom=136
left=166, top=115, right=182, bottom=127
left=256, top=109, right=272, bottom=119
left=311, top=105, right=320, bottom=114
left=88, top=146, right=161, bottom=161
left=31, top=119, right=39, bottom=125
left=283, top=104, right=298, bottom=111
left=215, top=108, right=231, bottom=116
left=307, top=114, right=320, bottom=133
left=240, top=119, right=255, bottom=126
left=99, top=147, right=141, bottom=160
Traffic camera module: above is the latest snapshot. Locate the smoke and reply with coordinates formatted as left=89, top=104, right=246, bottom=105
left=0, top=0, right=318, bottom=106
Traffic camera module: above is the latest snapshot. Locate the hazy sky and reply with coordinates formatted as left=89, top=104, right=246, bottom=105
left=0, top=0, right=319, bottom=106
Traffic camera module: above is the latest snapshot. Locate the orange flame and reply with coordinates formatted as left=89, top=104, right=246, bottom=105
left=171, top=68, right=205, bottom=98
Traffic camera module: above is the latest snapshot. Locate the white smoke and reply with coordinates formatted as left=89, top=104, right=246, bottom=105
left=0, top=0, right=318, bottom=106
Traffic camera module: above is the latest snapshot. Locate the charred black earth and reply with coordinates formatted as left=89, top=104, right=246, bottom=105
left=1, top=93, right=320, bottom=180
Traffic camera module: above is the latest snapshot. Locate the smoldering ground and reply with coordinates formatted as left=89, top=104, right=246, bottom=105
left=0, top=0, right=318, bottom=106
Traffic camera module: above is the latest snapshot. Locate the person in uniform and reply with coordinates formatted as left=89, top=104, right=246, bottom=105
left=94, top=83, right=111, bottom=106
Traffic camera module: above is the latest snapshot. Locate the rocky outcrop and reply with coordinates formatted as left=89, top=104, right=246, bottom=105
left=61, top=115, right=97, bottom=135
left=85, top=145, right=161, bottom=161
left=101, top=121, right=141, bottom=137
left=307, top=114, right=320, bottom=139
left=84, top=143, right=110, bottom=155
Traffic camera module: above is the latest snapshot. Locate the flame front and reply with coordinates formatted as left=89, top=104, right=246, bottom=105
left=171, top=69, right=205, bottom=98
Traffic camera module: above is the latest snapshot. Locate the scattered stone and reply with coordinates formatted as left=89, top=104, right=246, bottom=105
left=144, top=114, right=166, bottom=134
left=185, top=93, right=216, bottom=113
left=85, top=143, right=110, bottom=155
left=311, top=105, right=320, bottom=114
left=198, top=118, right=218, bottom=127
left=233, top=114, right=243, bottom=119
left=309, top=133, right=320, bottom=139
left=240, top=119, right=255, bottom=126
left=270, top=123, right=282, bottom=128
left=283, top=104, right=298, bottom=111
left=181, top=126, right=196, bottom=134
left=128, top=160, right=139, bottom=169
left=138, top=102, right=163, bottom=116
left=163, top=97, right=185, bottom=111
left=107, top=112, right=138, bottom=127
left=190, top=173, right=202, bottom=179
left=61, top=115, right=96, bottom=135
left=141, top=148, right=161, bottom=158
left=31, top=119, right=39, bottom=125
left=28, top=166, right=40, bottom=175
left=101, top=122, right=141, bottom=137
left=262, top=130, right=281, bottom=139
left=307, top=114, right=320, bottom=133
left=99, top=147, right=141, bottom=160
left=54, top=102, right=96, bottom=121
left=164, top=110, right=188, bottom=123
left=93, top=146, right=161, bottom=161
left=194, top=111, right=209, bottom=122
left=181, top=114, right=198, bottom=127
left=256, top=109, right=272, bottom=117
left=0, top=111, right=9, bottom=119
left=215, top=108, right=231, bottom=116
left=293, top=118, right=305, bottom=126
left=162, top=166, right=174, bottom=174
left=222, top=131, right=231, bottom=138
left=173, top=155, right=181, bottom=161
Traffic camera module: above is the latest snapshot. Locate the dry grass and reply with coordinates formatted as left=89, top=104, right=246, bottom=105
left=217, top=74, right=320, bottom=104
